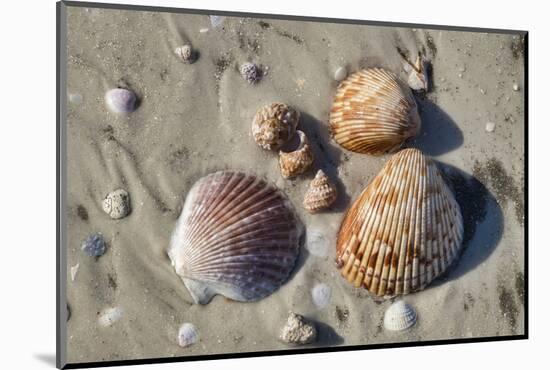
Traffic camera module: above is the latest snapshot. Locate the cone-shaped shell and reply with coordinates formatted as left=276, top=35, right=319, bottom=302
left=383, top=300, right=417, bottom=331
left=336, top=148, right=463, bottom=297
left=168, top=171, right=303, bottom=304
left=279, top=131, right=314, bottom=179
left=303, top=170, right=338, bottom=213
left=329, top=68, right=421, bottom=155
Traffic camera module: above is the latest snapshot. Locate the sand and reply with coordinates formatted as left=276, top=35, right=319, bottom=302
left=63, top=4, right=525, bottom=364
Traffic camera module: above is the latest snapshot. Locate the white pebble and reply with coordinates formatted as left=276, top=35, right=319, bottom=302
left=98, top=307, right=124, bottom=327
left=480, top=88, right=486, bottom=95
left=513, top=83, right=520, bottom=91
left=485, top=122, right=496, bottom=132
left=458, top=73, right=463, bottom=78
left=105, top=88, right=136, bottom=114
left=178, top=323, right=199, bottom=347
left=311, top=283, right=332, bottom=309
left=334, top=66, right=347, bottom=81
left=199, top=28, right=209, bottom=33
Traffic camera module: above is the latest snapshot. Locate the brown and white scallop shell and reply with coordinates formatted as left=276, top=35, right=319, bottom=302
left=278, top=131, right=314, bottom=178
left=252, top=103, right=300, bottom=150
left=168, top=171, right=303, bottom=304
left=303, top=170, right=337, bottom=213
left=329, top=68, right=421, bottom=155
left=336, top=148, right=463, bottom=297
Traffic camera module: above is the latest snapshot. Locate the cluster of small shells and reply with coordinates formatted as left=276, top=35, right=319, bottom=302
left=252, top=102, right=338, bottom=212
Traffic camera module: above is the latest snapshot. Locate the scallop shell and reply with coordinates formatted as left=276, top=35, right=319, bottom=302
left=168, top=171, right=303, bottom=304
left=303, top=170, right=337, bottom=213
left=336, top=148, right=463, bottom=297
left=329, top=68, right=421, bottom=155
left=252, top=103, right=300, bottom=150
left=177, top=323, right=199, bottom=347
left=278, top=131, right=314, bottom=178
left=383, top=300, right=417, bottom=331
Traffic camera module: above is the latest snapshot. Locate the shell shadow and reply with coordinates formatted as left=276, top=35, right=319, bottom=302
left=313, top=320, right=344, bottom=346
left=285, top=226, right=309, bottom=283
left=408, top=100, right=463, bottom=156
left=298, top=112, right=351, bottom=213
left=431, top=162, right=503, bottom=286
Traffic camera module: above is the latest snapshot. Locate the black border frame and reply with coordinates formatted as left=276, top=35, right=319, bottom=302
left=56, top=1, right=528, bottom=369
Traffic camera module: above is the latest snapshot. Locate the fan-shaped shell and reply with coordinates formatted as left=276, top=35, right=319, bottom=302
left=252, top=103, right=300, bottom=150
left=303, top=170, right=337, bottom=213
left=329, top=68, right=421, bottom=155
left=279, top=131, right=314, bottom=178
left=336, top=148, right=463, bottom=297
left=383, top=300, right=417, bottom=331
left=168, top=171, right=303, bottom=304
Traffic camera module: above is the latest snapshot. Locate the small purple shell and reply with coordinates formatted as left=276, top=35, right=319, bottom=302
left=105, top=88, right=137, bottom=114
left=81, top=233, right=106, bottom=257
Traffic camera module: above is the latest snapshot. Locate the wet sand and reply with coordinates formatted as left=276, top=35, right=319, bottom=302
left=64, top=5, right=525, bottom=364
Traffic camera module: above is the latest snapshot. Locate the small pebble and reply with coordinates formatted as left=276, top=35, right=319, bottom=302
left=175, top=44, right=195, bottom=64
left=240, top=62, right=261, bottom=84
left=105, top=88, right=136, bottom=114
left=81, top=233, right=106, bottom=257
left=199, top=28, right=209, bottom=33
left=485, top=122, right=496, bottom=132
left=98, top=307, right=124, bottom=327
left=280, top=312, right=317, bottom=345
left=70, top=263, right=80, bottom=281
left=513, top=83, right=520, bottom=91
left=69, top=93, right=82, bottom=104
left=102, top=189, right=131, bottom=219
left=334, top=66, right=347, bottom=81
left=311, top=283, right=332, bottom=309
left=178, top=323, right=199, bottom=347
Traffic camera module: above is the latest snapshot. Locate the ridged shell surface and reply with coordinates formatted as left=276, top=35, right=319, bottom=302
left=329, top=68, right=421, bottom=155
left=168, top=171, right=303, bottom=304
left=252, top=103, right=300, bottom=150
left=336, top=148, right=463, bottom=297
left=303, top=170, right=337, bottom=213
left=383, top=301, right=417, bottom=331
left=279, top=131, right=314, bottom=178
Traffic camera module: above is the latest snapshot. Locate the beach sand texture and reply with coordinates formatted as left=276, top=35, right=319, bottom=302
left=64, top=6, right=525, bottom=364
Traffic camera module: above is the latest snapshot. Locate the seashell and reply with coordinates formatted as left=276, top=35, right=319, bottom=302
left=329, top=68, right=421, bottom=155
left=175, top=44, right=196, bottom=64
left=105, top=88, right=137, bottom=114
left=383, top=300, right=417, bottom=331
left=303, top=170, right=337, bottom=213
left=81, top=233, right=106, bottom=257
left=240, top=62, right=261, bottom=84
left=404, top=55, right=429, bottom=91
left=102, top=188, right=131, bottom=219
left=177, top=323, right=199, bottom=347
left=252, top=103, right=300, bottom=150
left=334, top=66, right=348, bottom=81
left=98, top=307, right=124, bottom=327
left=280, top=311, right=317, bottom=345
left=335, top=148, right=463, bottom=297
left=168, top=171, right=303, bottom=304
left=278, top=131, right=314, bottom=178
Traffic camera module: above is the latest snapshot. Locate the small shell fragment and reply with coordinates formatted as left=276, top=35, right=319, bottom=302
left=513, top=83, right=520, bottom=91
left=303, top=170, right=337, bottom=213
left=485, top=122, right=496, bottom=132
left=405, top=55, right=429, bottom=91
left=252, top=103, right=300, bottom=150
left=178, top=323, right=199, bottom=347
left=98, top=307, right=124, bottom=327
left=279, top=131, right=314, bottom=178
left=105, top=88, right=137, bottom=114
left=81, top=233, right=106, bottom=257
left=102, top=189, right=131, bottom=219
left=280, top=312, right=317, bottom=345
left=175, top=44, right=195, bottom=64
left=383, top=301, right=417, bottom=331
left=240, top=62, right=262, bottom=84
left=70, top=263, right=80, bottom=282
left=334, top=66, right=347, bottom=81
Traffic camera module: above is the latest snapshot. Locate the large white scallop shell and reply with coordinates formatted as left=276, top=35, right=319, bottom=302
left=329, top=68, right=421, bottom=155
left=168, top=171, right=303, bottom=304
left=336, top=148, right=463, bottom=297
left=383, top=300, right=417, bottom=331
